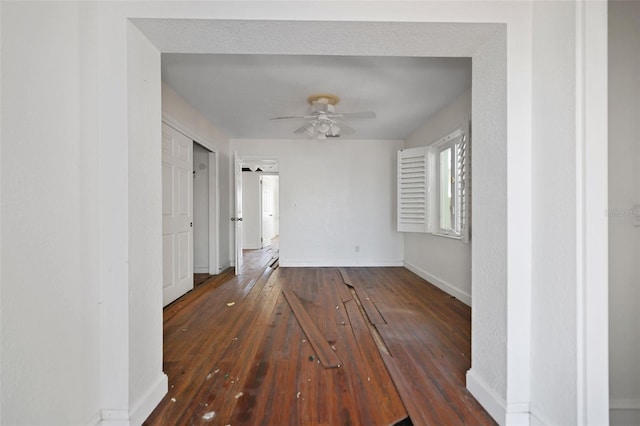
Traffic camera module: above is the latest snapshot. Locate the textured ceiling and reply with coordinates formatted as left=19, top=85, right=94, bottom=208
left=161, top=54, right=471, bottom=140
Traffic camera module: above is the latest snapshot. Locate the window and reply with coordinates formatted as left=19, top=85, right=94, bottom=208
left=397, top=129, right=470, bottom=241
left=438, top=142, right=454, bottom=232
left=432, top=129, right=469, bottom=239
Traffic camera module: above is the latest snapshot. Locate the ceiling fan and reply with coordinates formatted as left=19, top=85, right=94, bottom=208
left=270, top=94, right=376, bottom=139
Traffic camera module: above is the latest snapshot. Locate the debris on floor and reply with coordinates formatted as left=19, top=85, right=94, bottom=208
left=235, top=392, right=243, bottom=399
left=171, top=397, right=176, bottom=403
left=226, top=302, right=235, bottom=307
left=202, top=411, right=216, bottom=420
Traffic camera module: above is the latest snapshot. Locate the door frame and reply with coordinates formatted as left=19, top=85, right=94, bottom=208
left=162, top=114, right=220, bottom=275
left=234, top=156, right=279, bottom=269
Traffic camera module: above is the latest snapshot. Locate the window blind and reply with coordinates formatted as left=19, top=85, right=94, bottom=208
left=397, top=146, right=429, bottom=232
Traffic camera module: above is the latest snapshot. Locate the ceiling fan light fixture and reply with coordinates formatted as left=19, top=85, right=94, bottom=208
left=270, top=93, right=375, bottom=140
left=317, top=122, right=330, bottom=134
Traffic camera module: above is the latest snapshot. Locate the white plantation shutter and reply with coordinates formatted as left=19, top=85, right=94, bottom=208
left=397, top=146, right=429, bottom=232
left=455, top=133, right=471, bottom=242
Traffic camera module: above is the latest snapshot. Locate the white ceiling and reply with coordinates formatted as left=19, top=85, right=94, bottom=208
left=161, top=53, right=471, bottom=140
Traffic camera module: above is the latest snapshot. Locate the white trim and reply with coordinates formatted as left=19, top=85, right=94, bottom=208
left=194, top=266, right=209, bottom=274
left=505, top=402, right=531, bottom=426
left=99, top=409, right=129, bottom=426
left=279, top=260, right=404, bottom=268
left=529, top=411, right=548, bottom=426
left=129, top=373, right=168, bottom=426
left=575, top=1, right=610, bottom=424
left=87, top=411, right=102, bottom=426
left=610, top=399, right=640, bottom=410
left=209, top=151, right=220, bottom=274
left=466, top=368, right=505, bottom=425
left=404, top=260, right=471, bottom=306
left=97, top=375, right=168, bottom=426
left=162, top=114, right=217, bottom=153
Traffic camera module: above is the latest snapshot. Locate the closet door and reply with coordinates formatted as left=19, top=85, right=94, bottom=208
left=162, top=122, right=194, bottom=306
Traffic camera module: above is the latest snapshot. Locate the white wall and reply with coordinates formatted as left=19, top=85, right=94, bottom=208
left=609, top=1, right=640, bottom=424
left=404, top=89, right=472, bottom=305
left=232, top=139, right=405, bottom=267
left=242, top=172, right=262, bottom=250
left=193, top=143, right=210, bottom=272
left=127, top=22, right=168, bottom=424
left=1, top=2, right=101, bottom=424
left=162, top=81, right=232, bottom=272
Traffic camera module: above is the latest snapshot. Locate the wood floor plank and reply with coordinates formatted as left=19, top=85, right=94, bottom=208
left=340, top=267, right=387, bottom=325
left=283, top=288, right=342, bottom=368
left=343, top=299, right=408, bottom=424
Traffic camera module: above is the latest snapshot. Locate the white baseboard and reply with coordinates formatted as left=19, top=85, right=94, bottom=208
left=403, top=261, right=472, bottom=306
left=97, top=373, right=169, bottom=426
left=505, top=402, right=531, bottom=426
left=219, top=260, right=231, bottom=272
left=610, top=400, right=640, bottom=426
left=99, top=409, right=130, bottom=426
left=466, top=369, right=505, bottom=425
left=129, top=373, right=168, bottom=426
left=98, top=374, right=167, bottom=425
left=611, top=398, right=640, bottom=410
left=194, top=266, right=209, bottom=273
left=529, top=412, right=546, bottom=426
left=87, top=411, right=103, bottom=426
left=279, top=259, right=404, bottom=267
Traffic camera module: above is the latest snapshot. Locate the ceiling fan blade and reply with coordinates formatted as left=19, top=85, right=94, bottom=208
left=334, top=120, right=356, bottom=135
left=270, top=115, right=307, bottom=120
left=334, top=111, right=376, bottom=119
left=293, top=122, right=314, bottom=134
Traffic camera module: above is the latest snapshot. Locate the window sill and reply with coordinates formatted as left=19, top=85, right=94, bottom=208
left=432, top=232, right=462, bottom=240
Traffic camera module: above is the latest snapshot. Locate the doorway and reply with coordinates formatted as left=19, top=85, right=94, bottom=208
left=193, top=142, right=219, bottom=286
left=236, top=158, right=279, bottom=275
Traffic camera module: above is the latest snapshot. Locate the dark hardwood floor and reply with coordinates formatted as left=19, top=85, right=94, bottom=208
left=145, top=246, right=495, bottom=426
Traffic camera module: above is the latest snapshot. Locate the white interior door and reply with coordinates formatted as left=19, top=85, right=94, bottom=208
left=162, top=122, right=194, bottom=306
left=234, top=152, right=243, bottom=275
